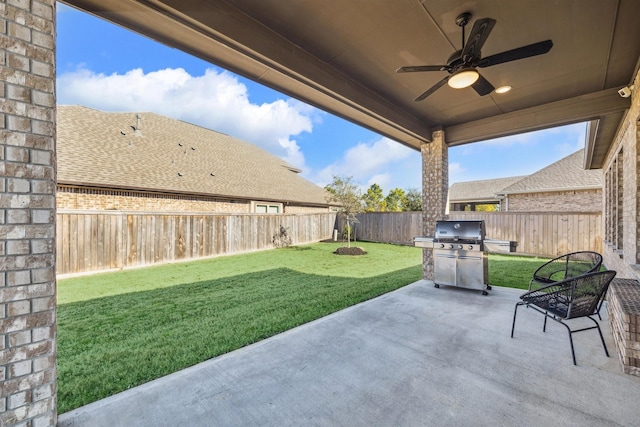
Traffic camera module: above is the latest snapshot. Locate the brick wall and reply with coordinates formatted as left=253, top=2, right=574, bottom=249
left=421, top=130, right=448, bottom=280
left=56, top=185, right=330, bottom=214
left=607, top=278, right=640, bottom=376
left=1, top=1, right=57, bottom=425
left=56, top=185, right=251, bottom=213
left=601, top=67, right=640, bottom=281
left=505, top=189, right=602, bottom=212
left=283, top=205, right=330, bottom=214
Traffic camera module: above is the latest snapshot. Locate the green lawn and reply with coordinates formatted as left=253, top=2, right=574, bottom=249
left=57, top=242, right=548, bottom=413
left=57, top=241, right=423, bottom=413
left=487, top=253, right=552, bottom=289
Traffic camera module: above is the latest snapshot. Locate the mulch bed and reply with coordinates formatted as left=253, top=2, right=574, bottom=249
left=333, top=246, right=367, bottom=256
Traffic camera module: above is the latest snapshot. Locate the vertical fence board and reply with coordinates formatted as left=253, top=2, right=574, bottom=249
left=76, top=215, right=85, bottom=272
left=108, top=214, right=115, bottom=268
left=119, top=213, right=127, bottom=269
left=60, top=214, right=69, bottom=274
left=69, top=214, right=77, bottom=273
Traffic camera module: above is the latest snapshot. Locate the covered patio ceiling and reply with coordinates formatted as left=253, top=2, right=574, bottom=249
left=61, top=0, right=640, bottom=169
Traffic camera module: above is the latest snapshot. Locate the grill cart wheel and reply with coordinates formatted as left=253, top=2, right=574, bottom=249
left=434, top=284, right=440, bottom=288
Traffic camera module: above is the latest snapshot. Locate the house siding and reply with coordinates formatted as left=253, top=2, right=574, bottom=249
left=601, top=67, right=640, bottom=280
left=505, top=189, right=602, bottom=212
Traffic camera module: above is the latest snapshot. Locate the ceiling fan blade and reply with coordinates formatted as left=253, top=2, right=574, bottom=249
left=397, top=65, right=448, bottom=73
left=472, top=73, right=495, bottom=96
left=475, top=40, right=553, bottom=67
left=461, top=18, right=496, bottom=61
left=414, top=76, right=449, bottom=101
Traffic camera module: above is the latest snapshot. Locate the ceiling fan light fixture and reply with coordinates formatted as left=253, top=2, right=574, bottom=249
left=495, top=85, right=512, bottom=94
left=448, top=68, right=480, bottom=89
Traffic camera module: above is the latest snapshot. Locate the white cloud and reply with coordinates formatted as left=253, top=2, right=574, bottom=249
left=310, top=136, right=420, bottom=190
left=57, top=67, right=316, bottom=168
left=367, top=173, right=392, bottom=189
left=342, top=138, right=412, bottom=176
left=449, top=122, right=588, bottom=184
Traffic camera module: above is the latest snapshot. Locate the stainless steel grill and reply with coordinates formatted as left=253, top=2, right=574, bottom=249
left=415, top=220, right=498, bottom=295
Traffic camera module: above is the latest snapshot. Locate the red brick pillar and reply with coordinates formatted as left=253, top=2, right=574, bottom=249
left=1, top=0, right=57, bottom=425
left=421, top=130, right=448, bottom=280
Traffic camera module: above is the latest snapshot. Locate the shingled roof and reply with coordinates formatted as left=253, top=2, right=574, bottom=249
left=449, top=149, right=602, bottom=204
left=57, top=105, right=333, bottom=206
left=449, top=176, right=526, bottom=204
left=498, top=149, right=602, bottom=195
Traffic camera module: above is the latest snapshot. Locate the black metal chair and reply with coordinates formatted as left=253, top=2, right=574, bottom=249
left=529, top=251, right=603, bottom=291
left=511, top=269, right=616, bottom=365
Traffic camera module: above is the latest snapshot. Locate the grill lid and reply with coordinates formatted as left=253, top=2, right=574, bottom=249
left=434, top=220, right=485, bottom=243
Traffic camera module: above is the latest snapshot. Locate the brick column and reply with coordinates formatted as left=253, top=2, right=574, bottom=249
left=421, top=129, right=448, bottom=280
left=1, top=1, right=57, bottom=426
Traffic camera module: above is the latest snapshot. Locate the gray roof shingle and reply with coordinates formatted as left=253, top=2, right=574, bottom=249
left=448, top=149, right=602, bottom=203
left=449, top=176, right=526, bottom=203
left=498, top=149, right=602, bottom=195
left=57, top=105, right=332, bottom=206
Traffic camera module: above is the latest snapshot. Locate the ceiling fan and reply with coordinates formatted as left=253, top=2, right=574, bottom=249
left=397, top=12, right=553, bottom=101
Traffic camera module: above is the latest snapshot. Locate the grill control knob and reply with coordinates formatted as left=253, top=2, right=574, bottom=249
left=449, top=244, right=454, bottom=249
left=458, top=244, right=463, bottom=250
left=468, top=245, right=473, bottom=250
left=439, top=243, right=445, bottom=249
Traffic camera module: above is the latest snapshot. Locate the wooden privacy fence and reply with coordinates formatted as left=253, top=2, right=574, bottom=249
left=448, top=211, right=602, bottom=256
left=348, top=212, right=422, bottom=245
left=56, top=211, right=337, bottom=275
left=346, top=211, right=602, bottom=257
left=57, top=210, right=602, bottom=275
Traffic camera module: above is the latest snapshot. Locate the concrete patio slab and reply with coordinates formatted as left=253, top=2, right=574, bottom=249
left=58, top=281, right=640, bottom=426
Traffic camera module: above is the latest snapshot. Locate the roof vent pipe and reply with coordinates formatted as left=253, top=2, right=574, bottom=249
left=134, top=114, right=142, bottom=136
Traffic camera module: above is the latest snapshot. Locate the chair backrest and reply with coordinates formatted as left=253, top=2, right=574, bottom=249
left=533, top=251, right=603, bottom=284
left=567, top=269, right=616, bottom=319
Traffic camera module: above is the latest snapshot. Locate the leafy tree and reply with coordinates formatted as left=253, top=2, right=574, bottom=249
left=402, top=188, right=422, bottom=211
left=363, top=183, right=387, bottom=212
left=325, top=176, right=364, bottom=247
left=385, top=188, right=405, bottom=212
left=475, top=203, right=498, bottom=212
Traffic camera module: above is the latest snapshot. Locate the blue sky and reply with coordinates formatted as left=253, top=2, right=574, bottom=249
left=56, top=4, right=586, bottom=193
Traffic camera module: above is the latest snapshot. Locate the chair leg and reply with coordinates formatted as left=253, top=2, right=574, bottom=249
left=596, top=300, right=604, bottom=321
left=511, top=303, right=522, bottom=338
left=556, top=320, right=578, bottom=365
left=513, top=301, right=610, bottom=366
left=588, top=316, right=610, bottom=357
left=511, top=302, right=524, bottom=338
left=567, top=330, right=577, bottom=366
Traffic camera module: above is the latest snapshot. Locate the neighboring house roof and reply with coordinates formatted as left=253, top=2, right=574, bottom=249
left=449, top=176, right=526, bottom=204
left=449, top=149, right=603, bottom=204
left=57, top=105, right=333, bottom=206
left=498, top=149, right=602, bottom=195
